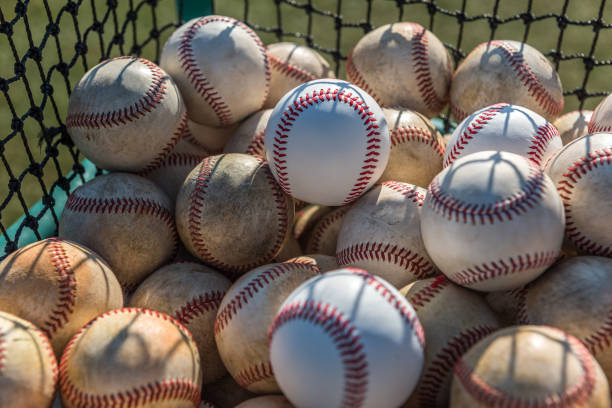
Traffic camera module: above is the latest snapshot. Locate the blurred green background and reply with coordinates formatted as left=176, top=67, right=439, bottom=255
left=2, top=0, right=612, bottom=227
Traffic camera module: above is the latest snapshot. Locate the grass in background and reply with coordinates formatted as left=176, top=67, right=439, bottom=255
left=1, top=0, right=612, bottom=226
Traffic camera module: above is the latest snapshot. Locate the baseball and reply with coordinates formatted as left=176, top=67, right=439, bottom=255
left=236, top=395, right=293, bottom=408
left=379, top=107, right=445, bottom=188
left=223, top=109, right=272, bottom=157
left=554, top=110, right=592, bottom=145
left=545, top=132, right=612, bottom=256
left=264, top=79, right=391, bottom=206
left=161, top=16, right=269, bottom=127
left=400, top=276, right=501, bottom=408
left=451, top=40, right=564, bottom=122
left=347, top=22, right=453, bottom=118
left=59, top=173, right=177, bottom=291
left=273, top=234, right=303, bottom=262
left=421, top=150, right=565, bottom=292
left=336, top=181, right=437, bottom=288
left=214, top=261, right=319, bottom=393
left=293, top=204, right=332, bottom=244
left=0, top=311, right=58, bottom=407
left=264, top=42, right=334, bottom=108
left=140, top=151, right=206, bottom=203
left=515, top=256, right=612, bottom=382
left=65, top=56, right=185, bottom=172
left=285, top=254, right=339, bottom=272
left=444, top=103, right=562, bottom=168
left=269, top=268, right=425, bottom=407
left=175, top=154, right=293, bottom=277
left=589, top=93, right=612, bottom=133
left=304, top=206, right=349, bottom=256
left=182, top=117, right=238, bottom=153
left=59, top=308, right=202, bottom=408
left=128, top=261, right=232, bottom=384
left=450, top=325, right=610, bottom=407
left=0, top=238, right=123, bottom=357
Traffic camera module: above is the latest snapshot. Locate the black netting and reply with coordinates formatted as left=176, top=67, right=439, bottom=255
left=2, top=0, right=612, bottom=259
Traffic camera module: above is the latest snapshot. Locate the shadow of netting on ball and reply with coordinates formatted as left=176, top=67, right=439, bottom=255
left=1, top=0, right=612, bottom=259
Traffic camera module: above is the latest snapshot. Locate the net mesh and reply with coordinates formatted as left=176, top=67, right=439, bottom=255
left=1, top=0, right=611, bottom=258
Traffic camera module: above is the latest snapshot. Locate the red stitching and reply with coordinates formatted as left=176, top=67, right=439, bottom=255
left=556, top=148, right=612, bottom=256
left=408, top=275, right=450, bottom=310
left=272, top=88, right=383, bottom=204
left=349, top=268, right=425, bottom=348
left=246, top=131, right=266, bottom=157
left=214, top=262, right=318, bottom=336
left=336, top=242, right=435, bottom=281
left=233, top=361, right=274, bottom=389
left=588, top=113, right=612, bottom=134
left=177, top=16, right=269, bottom=125
left=173, top=290, right=225, bottom=326
left=451, top=251, right=559, bottom=288
left=490, top=41, right=563, bottom=119
left=418, top=325, right=497, bottom=407
left=346, top=49, right=382, bottom=105
left=453, top=328, right=596, bottom=407
left=390, top=126, right=444, bottom=158
left=40, top=238, right=76, bottom=339
left=581, top=314, right=612, bottom=358
left=36, top=326, right=59, bottom=385
left=268, top=51, right=316, bottom=83
left=410, top=23, right=445, bottom=115
left=268, top=299, right=369, bottom=408
left=450, top=103, right=470, bottom=122
left=66, top=57, right=168, bottom=129
left=140, top=152, right=203, bottom=177
left=59, top=308, right=201, bottom=408
left=139, top=113, right=188, bottom=175
left=188, top=156, right=289, bottom=273
left=526, top=122, right=560, bottom=167
left=380, top=180, right=425, bottom=205
left=429, top=161, right=546, bottom=224
left=444, top=103, right=505, bottom=167
left=307, top=206, right=349, bottom=254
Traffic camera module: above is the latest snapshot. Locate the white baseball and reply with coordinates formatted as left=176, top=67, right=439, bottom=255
left=66, top=56, right=185, bottom=172
left=444, top=103, right=562, bottom=168
left=545, top=132, right=612, bottom=256
left=421, top=150, right=565, bottom=292
left=264, top=42, right=334, bottom=108
left=264, top=79, right=390, bottom=206
left=554, top=110, right=592, bottom=145
left=161, top=16, right=269, bottom=127
left=589, top=94, right=612, bottom=133
left=269, top=268, right=425, bottom=408
left=451, top=40, right=564, bottom=123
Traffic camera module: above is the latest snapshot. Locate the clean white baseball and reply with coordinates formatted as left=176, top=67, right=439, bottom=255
left=264, top=79, right=390, bottom=206
left=554, top=110, right=592, bottom=145
left=589, top=94, right=612, bottom=133
left=346, top=22, right=453, bottom=118
left=421, top=150, right=565, bottom=292
left=161, top=16, right=269, bottom=127
left=264, top=42, right=334, bottom=108
left=545, top=132, right=612, bottom=256
left=451, top=40, right=564, bottom=123
left=223, top=109, right=272, bottom=157
left=444, top=103, right=562, bottom=168
left=66, top=56, right=185, bottom=172
left=269, top=268, right=425, bottom=408
left=336, top=181, right=437, bottom=289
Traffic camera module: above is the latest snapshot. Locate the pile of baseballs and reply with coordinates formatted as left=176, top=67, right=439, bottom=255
left=2, top=14, right=612, bottom=408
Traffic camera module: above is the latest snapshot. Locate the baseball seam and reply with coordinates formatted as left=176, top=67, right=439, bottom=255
left=42, top=238, right=77, bottom=339
left=444, top=103, right=505, bottom=168
left=588, top=114, right=612, bottom=134
left=271, top=87, right=383, bottom=204
left=428, top=162, right=546, bottom=224
left=418, top=325, right=497, bottom=407
left=246, top=130, right=266, bottom=157
left=381, top=180, right=426, bottom=204
left=346, top=49, right=383, bottom=105
left=36, top=326, right=60, bottom=385
left=450, top=251, right=559, bottom=288
left=188, top=156, right=289, bottom=274
left=526, top=122, right=560, bottom=167
left=450, top=103, right=470, bottom=123
left=411, top=23, right=446, bottom=115
left=139, top=113, right=190, bottom=175
left=556, top=148, right=612, bottom=256
left=390, top=126, right=445, bottom=158
left=268, top=52, right=317, bottom=83
left=492, top=40, right=563, bottom=119
left=59, top=308, right=201, bottom=408
left=337, top=242, right=435, bottom=281
left=140, top=152, right=204, bottom=177
left=408, top=275, right=450, bottom=310
left=65, top=57, right=168, bottom=130
left=453, top=328, right=596, bottom=407
left=268, top=299, right=369, bottom=408
left=306, top=207, right=349, bottom=253
left=233, top=361, right=274, bottom=389
left=173, top=290, right=226, bottom=326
